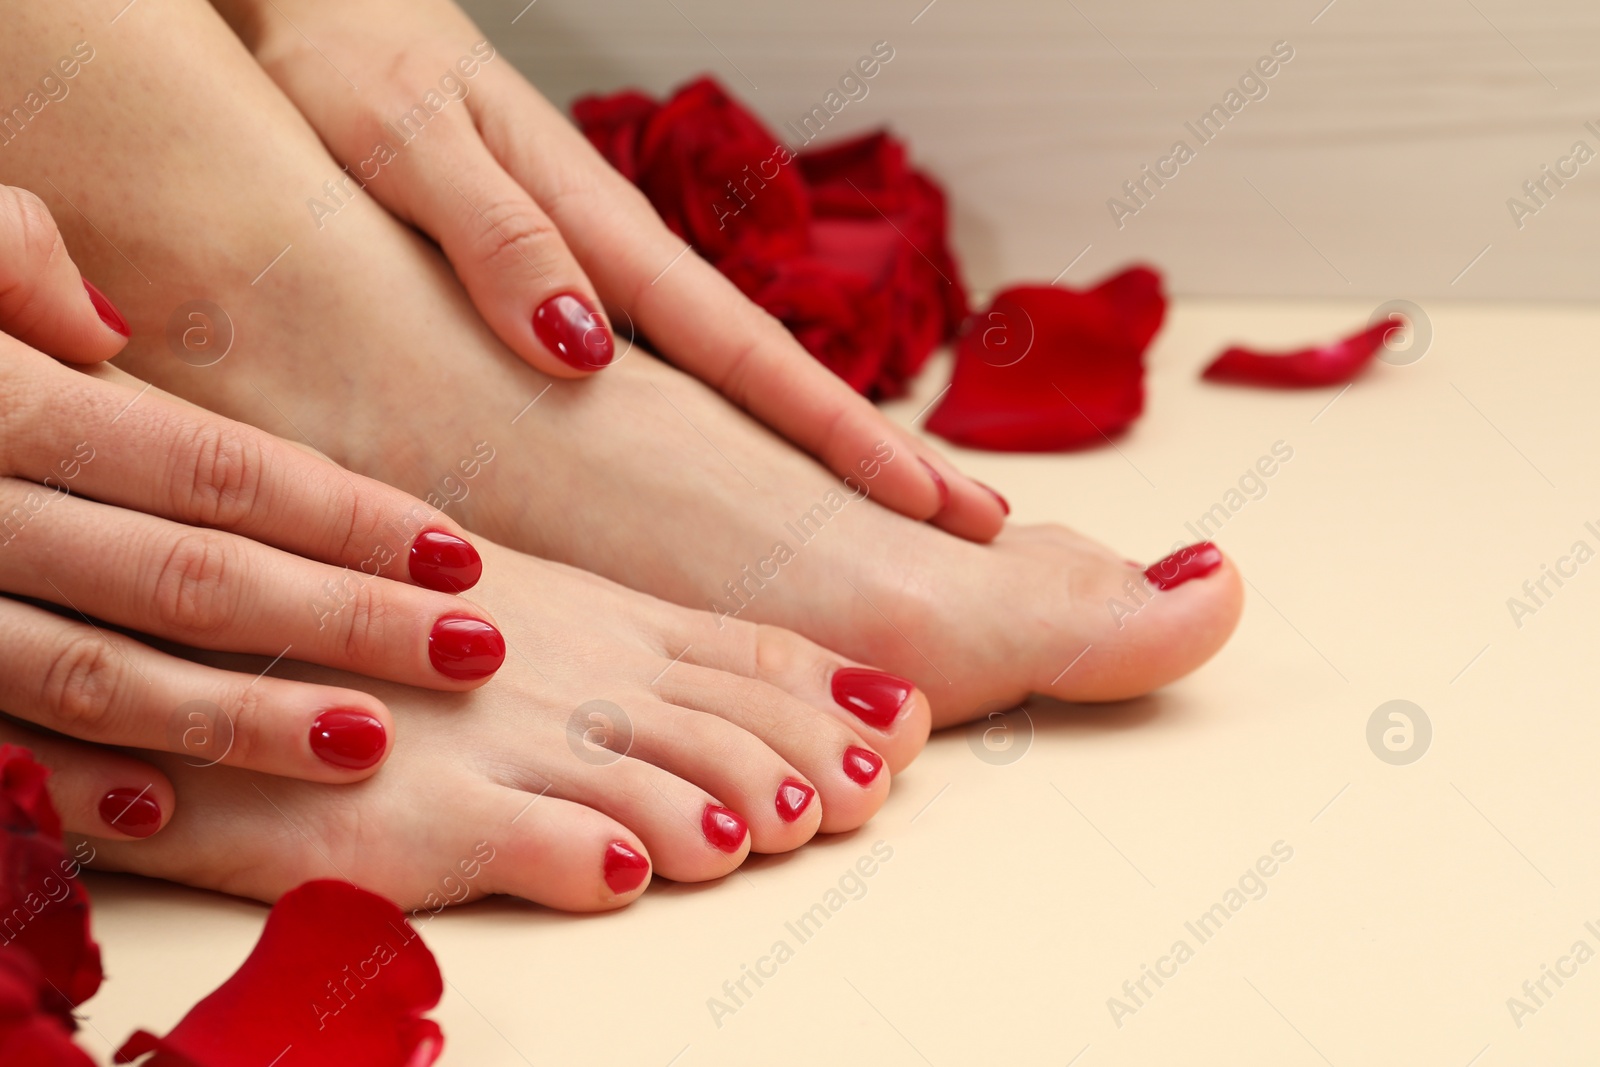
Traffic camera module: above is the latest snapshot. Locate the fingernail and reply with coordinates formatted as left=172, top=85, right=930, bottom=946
left=309, top=708, right=387, bottom=770
left=775, top=778, right=815, bottom=823
left=831, top=667, right=915, bottom=730
left=83, top=280, right=130, bottom=338
left=1144, top=541, right=1224, bottom=591
left=409, top=530, right=483, bottom=593
left=842, top=746, right=883, bottom=786
left=978, top=481, right=1010, bottom=516
left=429, top=615, right=506, bottom=680
left=603, top=840, right=650, bottom=894
left=533, top=292, right=614, bottom=370
left=918, top=459, right=949, bottom=514
left=98, top=787, right=160, bottom=837
left=702, top=803, right=747, bottom=852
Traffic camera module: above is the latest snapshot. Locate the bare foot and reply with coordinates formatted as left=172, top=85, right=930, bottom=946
left=76, top=542, right=930, bottom=911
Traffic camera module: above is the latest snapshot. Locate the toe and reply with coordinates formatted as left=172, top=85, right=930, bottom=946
left=471, top=788, right=653, bottom=912
left=684, top=620, right=932, bottom=773
left=655, top=665, right=891, bottom=835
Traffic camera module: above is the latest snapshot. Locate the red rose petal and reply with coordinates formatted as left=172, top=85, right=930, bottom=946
left=0, top=948, right=96, bottom=1066
left=114, top=880, right=443, bottom=1067
left=926, top=267, right=1165, bottom=451
left=0, top=746, right=102, bottom=1025
left=1201, top=319, right=1399, bottom=388
left=570, top=90, right=660, bottom=183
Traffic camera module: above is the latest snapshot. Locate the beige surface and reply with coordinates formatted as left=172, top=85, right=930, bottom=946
left=460, top=0, right=1600, bottom=300
left=76, top=297, right=1600, bottom=1065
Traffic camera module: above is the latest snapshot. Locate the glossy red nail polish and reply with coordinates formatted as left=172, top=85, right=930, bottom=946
left=1144, top=541, right=1223, bottom=591
left=603, top=840, right=650, bottom=894
left=919, top=459, right=949, bottom=513
left=832, top=667, right=914, bottom=730
left=533, top=292, right=614, bottom=370
left=429, top=615, right=506, bottom=680
left=309, top=708, right=387, bottom=770
left=842, top=747, right=883, bottom=786
left=702, top=804, right=747, bottom=852
left=84, top=280, right=130, bottom=338
left=978, top=481, right=1010, bottom=516
left=409, top=529, right=483, bottom=593
left=775, top=778, right=815, bottom=823
left=98, top=787, right=160, bottom=837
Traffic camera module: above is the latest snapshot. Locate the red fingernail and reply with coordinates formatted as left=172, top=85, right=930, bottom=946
left=83, top=280, right=130, bottom=338
left=978, top=481, right=1010, bottom=516
left=409, top=529, right=483, bottom=593
left=702, top=803, right=747, bottom=852
left=1144, top=541, right=1224, bottom=591
left=533, top=292, right=614, bottom=370
left=98, top=787, right=160, bottom=837
left=775, top=778, right=815, bottom=823
left=429, top=615, right=506, bottom=680
left=603, top=840, right=650, bottom=894
left=842, top=747, right=883, bottom=786
left=309, top=708, right=387, bottom=769
left=919, top=459, right=949, bottom=514
left=832, top=667, right=914, bottom=730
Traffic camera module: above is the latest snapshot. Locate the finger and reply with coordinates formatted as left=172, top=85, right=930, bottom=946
left=0, top=185, right=129, bottom=362
left=471, top=83, right=1007, bottom=540
left=0, top=481, right=506, bottom=690
left=0, top=597, right=395, bottom=783
left=0, top=345, right=485, bottom=593
left=342, top=108, right=614, bottom=377
left=0, top=716, right=175, bottom=841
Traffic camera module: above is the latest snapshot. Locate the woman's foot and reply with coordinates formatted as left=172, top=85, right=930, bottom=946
left=78, top=542, right=930, bottom=911
left=4, top=0, right=1242, bottom=727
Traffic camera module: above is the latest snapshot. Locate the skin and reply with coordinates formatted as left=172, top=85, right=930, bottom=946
left=0, top=0, right=1243, bottom=911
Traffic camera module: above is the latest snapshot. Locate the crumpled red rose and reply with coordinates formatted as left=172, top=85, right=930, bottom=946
left=116, top=880, right=444, bottom=1067
left=573, top=77, right=968, bottom=399
left=0, top=947, right=94, bottom=1066
left=0, top=745, right=102, bottom=1026
left=1201, top=319, right=1399, bottom=387
left=926, top=267, right=1165, bottom=451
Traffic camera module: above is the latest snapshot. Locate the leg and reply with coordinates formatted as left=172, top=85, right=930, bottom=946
left=0, top=0, right=1242, bottom=729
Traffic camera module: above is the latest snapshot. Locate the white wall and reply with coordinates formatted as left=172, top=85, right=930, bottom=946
left=463, top=0, right=1600, bottom=300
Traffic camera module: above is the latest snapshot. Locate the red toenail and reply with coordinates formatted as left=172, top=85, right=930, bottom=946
left=603, top=841, right=650, bottom=894
left=919, top=459, right=949, bottom=514
left=409, top=530, right=483, bottom=593
left=842, top=747, right=883, bottom=786
left=429, top=615, right=506, bottom=680
left=98, top=787, right=160, bottom=837
left=533, top=292, right=614, bottom=370
left=831, top=668, right=914, bottom=730
left=775, top=778, right=815, bottom=823
left=978, top=481, right=1010, bottom=516
left=1144, top=541, right=1223, bottom=591
left=701, top=804, right=747, bottom=852
left=309, top=709, right=387, bottom=769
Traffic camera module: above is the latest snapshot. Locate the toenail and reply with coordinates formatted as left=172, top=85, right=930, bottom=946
left=775, top=778, right=815, bottom=823
left=842, top=747, right=884, bottom=786
left=429, top=615, right=507, bottom=680
left=98, top=787, right=161, bottom=838
left=1144, top=541, right=1223, bottom=591
left=309, top=708, right=388, bottom=769
left=831, top=667, right=915, bottom=730
left=977, top=481, right=1010, bottom=516
left=533, top=292, right=614, bottom=370
left=603, top=841, right=650, bottom=894
left=409, top=530, right=484, bottom=593
left=701, top=804, right=748, bottom=853
left=918, top=459, right=950, bottom=514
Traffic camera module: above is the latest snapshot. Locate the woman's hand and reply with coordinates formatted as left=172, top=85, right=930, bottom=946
left=0, top=184, right=507, bottom=802
left=211, top=0, right=1006, bottom=542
